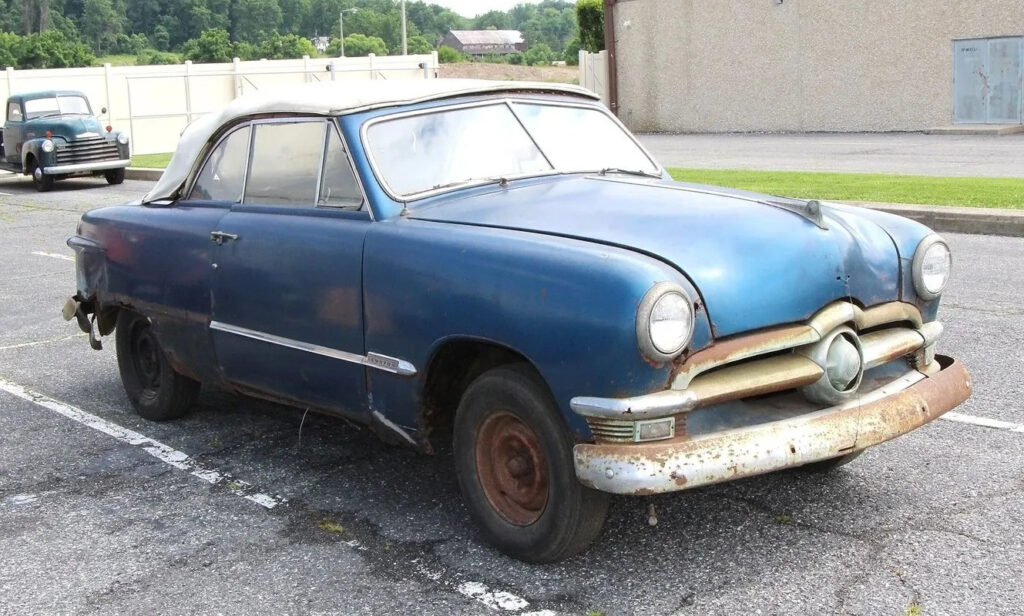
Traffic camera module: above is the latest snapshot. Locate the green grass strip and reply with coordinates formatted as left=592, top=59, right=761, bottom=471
left=131, top=153, right=173, bottom=169
left=667, top=168, right=1024, bottom=209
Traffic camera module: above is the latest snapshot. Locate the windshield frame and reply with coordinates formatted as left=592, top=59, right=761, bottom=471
left=23, top=94, right=94, bottom=120
left=359, top=97, right=663, bottom=204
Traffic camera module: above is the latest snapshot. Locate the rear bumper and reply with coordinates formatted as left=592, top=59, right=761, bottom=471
left=573, top=356, right=971, bottom=495
left=43, top=159, right=130, bottom=175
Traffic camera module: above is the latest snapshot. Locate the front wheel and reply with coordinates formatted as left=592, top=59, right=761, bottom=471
left=30, top=162, right=54, bottom=192
left=115, top=310, right=199, bottom=421
left=453, top=364, right=610, bottom=563
left=105, top=168, right=125, bottom=185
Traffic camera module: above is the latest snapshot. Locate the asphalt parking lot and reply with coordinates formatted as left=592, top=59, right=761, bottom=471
left=1, top=173, right=1022, bottom=615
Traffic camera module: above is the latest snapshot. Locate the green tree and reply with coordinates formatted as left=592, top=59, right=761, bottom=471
left=231, top=0, right=282, bottom=43
left=81, top=0, right=124, bottom=54
left=436, top=44, right=462, bottom=63
left=14, top=29, right=95, bottom=67
left=257, top=32, right=315, bottom=58
left=472, top=10, right=507, bottom=30
left=0, top=31, right=20, bottom=67
left=180, top=27, right=234, bottom=62
left=563, top=34, right=580, bottom=65
left=340, top=32, right=386, bottom=56
left=522, top=41, right=553, bottom=66
left=576, top=0, right=603, bottom=52
left=406, top=33, right=432, bottom=54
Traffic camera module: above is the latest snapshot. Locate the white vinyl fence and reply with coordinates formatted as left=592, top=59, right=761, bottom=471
left=1, top=53, right=439, bottom=155
left=578, top=49, right=609, bottom=107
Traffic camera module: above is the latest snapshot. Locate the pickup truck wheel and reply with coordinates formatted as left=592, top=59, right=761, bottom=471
left=453, top=364, right=610, bottom=563
left=115, top=311, right=199, bottom=421
left=799, top=450, right=862, bottom=473
left=30, top=163, right=54, bottom=192
left=105, top=168, right=125, bottom=185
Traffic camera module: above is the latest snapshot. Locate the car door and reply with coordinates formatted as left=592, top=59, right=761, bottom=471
left=4, top=100, right=23, bottom=164
left=209, top=117, right=372, bottom=418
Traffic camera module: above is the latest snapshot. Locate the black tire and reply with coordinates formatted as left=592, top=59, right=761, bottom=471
left=105, top=168, right=125, bottom=185
left=115, top=310, right=199, bottom=421
left=453, top=364, right=610, bottom=563
left=798, top=451, right=863, bottom=473
left=30, top=161, right=54, bottom=192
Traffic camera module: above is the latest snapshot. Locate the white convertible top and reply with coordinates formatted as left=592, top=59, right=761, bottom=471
left=142, top=79, right=598, bottom=203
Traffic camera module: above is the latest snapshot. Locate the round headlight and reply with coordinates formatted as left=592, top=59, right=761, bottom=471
left=637, top=283, right=694, bottom=362
left=41, top=139, right=54, bottom=153
left=912, top=235, right=951, bottom=300
left=117, top=132, right=129, bottom=145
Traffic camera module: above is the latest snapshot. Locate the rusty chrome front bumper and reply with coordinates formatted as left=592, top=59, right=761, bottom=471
left=573, top=356, right=971, bottom=495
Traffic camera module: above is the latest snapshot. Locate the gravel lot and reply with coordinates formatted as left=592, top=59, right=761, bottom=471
left=1, top=173, right=1022, bottom=615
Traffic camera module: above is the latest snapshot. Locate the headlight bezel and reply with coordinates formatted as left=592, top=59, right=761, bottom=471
left=912, top=234, right=951, bottom=300
left=41, top=139, right=54, bottom=153
left=116, top=132, right=129, bottom=145
left=636, top=282, right=695, bottom=363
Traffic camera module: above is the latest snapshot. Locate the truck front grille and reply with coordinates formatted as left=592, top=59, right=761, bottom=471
left=55, top=137, right=120, bottom=165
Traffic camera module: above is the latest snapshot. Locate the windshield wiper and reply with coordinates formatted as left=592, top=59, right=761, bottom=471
left=32, top=112, right=64, bottom=120
left=597, top=167, right=662, bottom=179
left=431, top=176, right=510, bottom=191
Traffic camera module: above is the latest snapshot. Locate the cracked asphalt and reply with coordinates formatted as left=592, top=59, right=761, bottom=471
left=1, top=173, right=1022, bottom=615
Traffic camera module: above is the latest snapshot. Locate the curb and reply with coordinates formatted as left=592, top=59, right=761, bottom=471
left=842, top=201, right=1024, bottom=238
left=125, top=167, right=164, bottom=181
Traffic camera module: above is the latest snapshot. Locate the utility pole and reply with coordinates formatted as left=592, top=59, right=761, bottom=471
left=338, top=8, right=357, bottom=57
left=400, top=0, right=407, bottom=55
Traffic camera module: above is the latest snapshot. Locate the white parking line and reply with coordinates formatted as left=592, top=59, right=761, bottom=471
left=456, top=582, right=530, bottom=611
left=940, top=412, right=1024, bottom=433
left=0, top=376, right=287, bottom=509
left=0, top=376, right=549, bottom=613
left=0, top=333, right=87, bottom=351
left=31, top=251, right=74, bottom=262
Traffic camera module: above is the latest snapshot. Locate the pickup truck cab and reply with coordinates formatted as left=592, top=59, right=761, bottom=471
left=1, top=90, right=131, bottom=191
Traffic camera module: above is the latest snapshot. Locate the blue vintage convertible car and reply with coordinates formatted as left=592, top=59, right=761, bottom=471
left=65, top=80, right=972, bottom=562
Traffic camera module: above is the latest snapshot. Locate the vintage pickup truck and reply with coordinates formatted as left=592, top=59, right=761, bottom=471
left=64, top=80, right=971, bottom=563
left=1, top=90, right=130, bottom=191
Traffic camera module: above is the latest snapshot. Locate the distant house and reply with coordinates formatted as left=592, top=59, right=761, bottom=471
left=441, top=30, right=524, bottom=56
left=310, top=36, right=330, bottom=53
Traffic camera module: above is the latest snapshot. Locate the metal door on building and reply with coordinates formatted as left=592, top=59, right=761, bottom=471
left=953, top=37, right=1023, bottom=124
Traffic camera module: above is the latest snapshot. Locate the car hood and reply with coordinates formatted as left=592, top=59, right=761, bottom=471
left=408, top=176, right=902, bottom=337
left=27, top=116, right=107, bottom=142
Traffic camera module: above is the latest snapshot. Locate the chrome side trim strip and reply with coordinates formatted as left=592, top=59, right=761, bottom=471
left=209, top=320, right=417, bottom=377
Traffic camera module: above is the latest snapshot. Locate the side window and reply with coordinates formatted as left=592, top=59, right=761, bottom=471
left=7, top=102, right=22, bottom=122
left=190, top=125, right=251, bottom=202
left=319, top=126, right=363, bottom=209
left=244, top=121, right=326, bottom=207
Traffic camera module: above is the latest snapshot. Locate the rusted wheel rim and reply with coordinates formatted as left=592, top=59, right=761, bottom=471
left=475, top=411, right=548, bottom=526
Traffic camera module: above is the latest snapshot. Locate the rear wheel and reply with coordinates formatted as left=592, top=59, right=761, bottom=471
left=30, top=162, right=54, bottom=192
left=105, top=168, right=125, bottom=185
left=115, top=310, right=199, bottom=421
left=453, top=364, right=609, bottom=563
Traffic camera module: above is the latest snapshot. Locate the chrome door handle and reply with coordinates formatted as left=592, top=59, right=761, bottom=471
left=210, top=231, right=239, bottom=245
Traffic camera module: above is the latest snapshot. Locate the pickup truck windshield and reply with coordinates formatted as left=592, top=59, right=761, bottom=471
left=24, top=95, right=92, bottom=120
left=366, top=101, right=659, bottom=199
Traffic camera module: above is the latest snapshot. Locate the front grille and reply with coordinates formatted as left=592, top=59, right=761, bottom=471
left=586, top=417, right=635, bottom=442
left=55, top=137, right=120, bottom=165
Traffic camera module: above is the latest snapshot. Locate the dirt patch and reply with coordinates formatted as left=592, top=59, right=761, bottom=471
left=439, top=62, right=578, bottom=84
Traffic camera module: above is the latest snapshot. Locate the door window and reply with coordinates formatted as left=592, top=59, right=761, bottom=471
left=244, top=121, right=326, bottom=207
left=7, top=102, right=22, bottom=122
left=190, top=125, right=251, bottom=202
left=318, top=126, right=363, bottom=209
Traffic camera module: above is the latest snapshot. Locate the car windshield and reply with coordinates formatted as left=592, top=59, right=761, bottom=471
left=24, top=95, right=92, bottom=120
left=365, top=101, right=659, bottom=199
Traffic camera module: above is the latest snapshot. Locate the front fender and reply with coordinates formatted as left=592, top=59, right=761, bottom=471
left=20, top=138, right=56, bottom=173
left=361, top=219, right=713, bottom=437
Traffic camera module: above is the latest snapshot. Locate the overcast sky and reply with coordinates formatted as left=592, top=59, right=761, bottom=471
left=430, top=0, right=568, bottom=19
